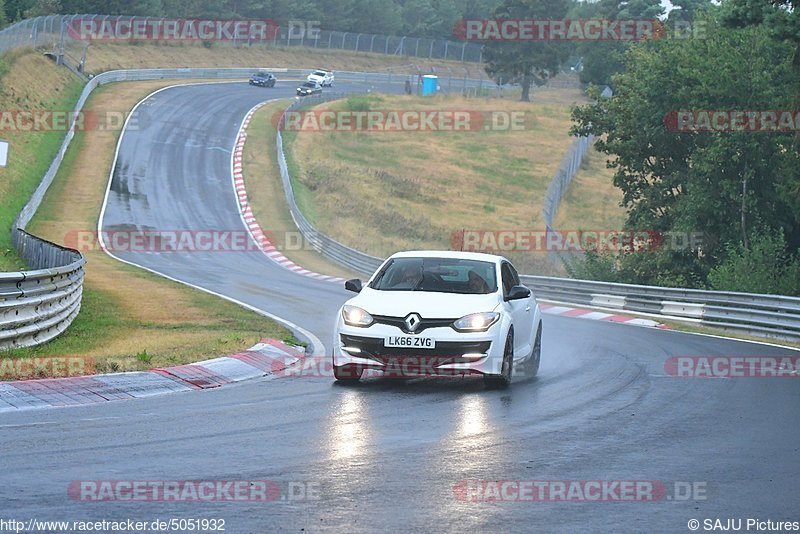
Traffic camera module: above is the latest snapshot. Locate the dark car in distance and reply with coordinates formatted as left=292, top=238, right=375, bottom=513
left=296, top=81, right=322, bottom=96
left=249, top=71, right=276, bottom=88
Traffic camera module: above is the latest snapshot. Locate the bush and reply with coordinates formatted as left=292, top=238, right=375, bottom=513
left=564, top=251, right=622, bottom=282
left=708, top=230, right=800, bottom=296
left=343, top=93, right=381, bottom=112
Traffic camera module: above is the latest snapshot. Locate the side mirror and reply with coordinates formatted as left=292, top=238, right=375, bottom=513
left=345, top=279, right=363, bottom=293
left=505, top=285, right=531, bottom=301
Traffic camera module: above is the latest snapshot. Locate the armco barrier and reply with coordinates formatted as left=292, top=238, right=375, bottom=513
left=1, top=231, right=84, bottom=350
left=519, top=276, right=800, bottom=341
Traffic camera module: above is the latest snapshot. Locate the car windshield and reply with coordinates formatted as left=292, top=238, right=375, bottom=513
left=301, top=82, right=316, bottom=88
left=369, top=257, right=497, bottom=294
left=312, top=71, right=326, bottom=76
left=254, top=72, right=269, bottom=77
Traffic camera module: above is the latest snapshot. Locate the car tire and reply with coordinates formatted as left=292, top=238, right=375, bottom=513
left=484, top=330, right=513, bottom=390
left=524, top=324, right=542, bottom=379
left=333, top=363, right=363, bottom=384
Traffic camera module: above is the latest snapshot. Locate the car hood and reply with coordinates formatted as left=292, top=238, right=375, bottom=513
left=349, top=287, right=500, bottom=319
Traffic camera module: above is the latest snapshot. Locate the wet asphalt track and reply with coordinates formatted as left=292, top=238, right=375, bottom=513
left=0, top=81, right=798, bottom=533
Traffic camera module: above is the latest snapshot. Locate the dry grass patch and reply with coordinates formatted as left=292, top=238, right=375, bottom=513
left=284, top=86, right=604, bottom=275
left=553, top=146, right=625, bottom=231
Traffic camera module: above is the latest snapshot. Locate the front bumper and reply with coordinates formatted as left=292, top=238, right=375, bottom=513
left=333, top=319, right=506, bottom=377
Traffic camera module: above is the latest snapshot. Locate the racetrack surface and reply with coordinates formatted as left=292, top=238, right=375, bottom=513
left=0, top=81, right=798, bottom=533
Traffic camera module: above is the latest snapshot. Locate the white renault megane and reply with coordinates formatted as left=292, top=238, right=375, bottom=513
left=332, top=251, right=542, bottom=388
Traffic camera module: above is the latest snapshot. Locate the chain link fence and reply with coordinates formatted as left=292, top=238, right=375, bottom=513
left=541, top=85, right=612, bottom=266
left=0, top=14, right=484, bottom=63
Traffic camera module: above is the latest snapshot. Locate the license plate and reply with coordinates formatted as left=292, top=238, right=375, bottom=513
left=384, top=336, right=435, bottom=349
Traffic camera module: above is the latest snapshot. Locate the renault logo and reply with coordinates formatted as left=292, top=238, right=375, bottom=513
left=404, top=313, right=422, bottom=333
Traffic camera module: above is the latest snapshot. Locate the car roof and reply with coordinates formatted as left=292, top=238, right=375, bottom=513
left=388, top=250, right=508, bottom=265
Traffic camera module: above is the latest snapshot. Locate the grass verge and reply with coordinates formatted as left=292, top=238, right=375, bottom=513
left=243, top=99, right=358, bottom=279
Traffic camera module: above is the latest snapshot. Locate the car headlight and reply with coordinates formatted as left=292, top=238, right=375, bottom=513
left=452, top=312, right=500, bottom=332
left=342, top=305, right=373, bottom=327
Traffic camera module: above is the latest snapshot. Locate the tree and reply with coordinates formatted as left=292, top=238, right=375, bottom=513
left=570, top=10, right=800, bottom=287
left=481, top=0, right=571, bottom=101
left=721, top=0, right=800, bottom=246
left=572, top=0, right=665, bottom=88
left=667, top=0, right=712, bottom=24
left=708, top=229, right=800, bottom=296
left=4, top=0, right=34, bottom=21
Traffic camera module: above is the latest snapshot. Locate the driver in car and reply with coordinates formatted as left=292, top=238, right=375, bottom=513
left=393, top=264, right=423, bottom=289
left=467, top=270, right=489, bottom=293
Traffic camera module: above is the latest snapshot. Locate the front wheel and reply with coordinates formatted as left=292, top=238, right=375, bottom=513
left=333, top=363, right=363, bottom=384
left=484, top=330, right=513, bottom=390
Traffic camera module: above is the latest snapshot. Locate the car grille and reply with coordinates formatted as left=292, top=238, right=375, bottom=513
left=340, top=334, right=491, bottom=364
left=371, top=314, right=457, bottom=334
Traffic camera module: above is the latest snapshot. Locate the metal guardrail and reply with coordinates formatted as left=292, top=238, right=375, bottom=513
left=274, top=91, right=800, bottom=342
left=1, top=231, right=85, bottom=350
left=519, top=275, right=800, bottom=341
left=0, top=14, right=484, bottom=63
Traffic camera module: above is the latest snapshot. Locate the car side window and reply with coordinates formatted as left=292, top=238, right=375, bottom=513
left=501, top=263, right=515, bottom=297
left=508, top=263, right=520, bottom=287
